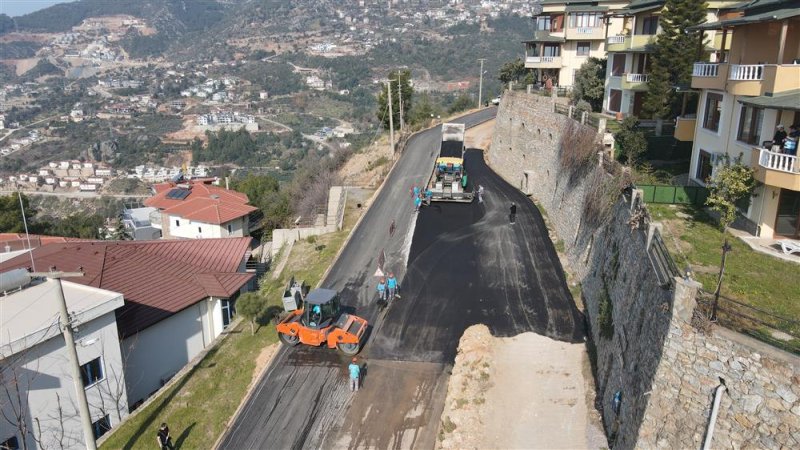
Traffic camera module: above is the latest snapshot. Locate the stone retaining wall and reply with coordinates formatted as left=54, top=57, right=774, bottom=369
left=489, top=90, right=800, bottom=449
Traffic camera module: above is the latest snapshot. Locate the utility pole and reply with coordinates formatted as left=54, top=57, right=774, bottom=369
left=31, top=269, right=96, bottom=450
left=397, top=70, right=404, bottom=130
left=477, top=58, right=486, bottom=108
left=387, top=80, right=395, bottom=153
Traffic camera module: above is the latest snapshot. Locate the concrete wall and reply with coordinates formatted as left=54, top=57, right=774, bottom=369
left=121, top=297, right=227, bottom=405
left=490, top=90, right=800, bottom=449
left=271, top=186, right=347, bottom=257
left=0, top=312, right=128, bottom=450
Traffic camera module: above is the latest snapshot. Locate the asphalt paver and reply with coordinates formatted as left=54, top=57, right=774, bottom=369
left=218, top=108, right=585, bottom=449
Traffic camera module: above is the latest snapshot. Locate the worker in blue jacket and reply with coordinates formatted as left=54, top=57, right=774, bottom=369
left=376, top=277, right=387, bottom=302
left=386, top=272, right=399, bottom=301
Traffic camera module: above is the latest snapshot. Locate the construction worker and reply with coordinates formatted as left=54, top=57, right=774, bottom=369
left=348, top=357, right=361, bottom=392
left=386, top=272, right=398, bottom=302
left=376, top=277, right=387, bottom=303
left=414, top=194, right=422, bottom=212
left=424, top=188, right=433, bottom=205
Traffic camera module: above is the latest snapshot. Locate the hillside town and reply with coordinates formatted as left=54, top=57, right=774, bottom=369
left=1, top=0, right=799, bottom=449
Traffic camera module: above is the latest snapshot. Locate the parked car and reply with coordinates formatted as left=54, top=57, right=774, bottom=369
left=491, top=96, right=501, bottom=105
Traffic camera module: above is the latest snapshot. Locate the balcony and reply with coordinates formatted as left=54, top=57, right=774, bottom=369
left=752, top=148, right=800, bottom=191
left=691, top=63, right=728, bottom=90
left=621, top=73, right=649, bottom=91
left=674, top=116, right=697, bottom=142
left=606, top=34, right=656, bottom=52
left=692, top=63, right=800, bottom=95
left=566, top=26, right=605, bottom=40
left=528, top=30, right=566, bottom=42
left=524, top=56, right=562, bottom=69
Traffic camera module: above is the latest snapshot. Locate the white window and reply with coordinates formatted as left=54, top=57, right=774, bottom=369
left=576, top=41, right=591, bottom=56
left=80, top=357, right=104, bottom=387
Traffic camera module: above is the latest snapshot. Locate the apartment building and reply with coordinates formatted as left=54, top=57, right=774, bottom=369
left=603, top=0, right=733, bottom=117
left=525, top=0, right=628, bottom=88
left=688, top=0, right=800, bottom=240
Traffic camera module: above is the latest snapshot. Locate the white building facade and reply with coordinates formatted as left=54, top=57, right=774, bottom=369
left=1, top=277, right=128, bottom=450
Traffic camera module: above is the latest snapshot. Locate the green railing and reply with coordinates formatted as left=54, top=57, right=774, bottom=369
left=637, top=184, right=709, bottom=205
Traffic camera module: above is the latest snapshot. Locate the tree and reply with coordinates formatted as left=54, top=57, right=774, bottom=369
left=236, top=292, right=266, bottom=335
left=447, top=94, right=473, bottom=114
left=643, top=0, right=708, bottom=118
left=0, top=194, right=37, bottom=234
left=705, top=156, right=757, bottom=231
left=614, top=117, right=648, bottom=166
left=376, top=69, right=413, bottom=130
left=571, top=57, right=606, bottom=112
left=498, top=58, right=525, bottom=84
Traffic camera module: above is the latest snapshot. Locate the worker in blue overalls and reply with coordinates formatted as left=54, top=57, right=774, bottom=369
left=386, top=272, right=399, bottom=302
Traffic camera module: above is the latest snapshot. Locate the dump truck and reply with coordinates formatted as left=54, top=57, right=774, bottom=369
left=276, top=288, right=368, bottom=355
left=427, top=122, right=473, bottom=202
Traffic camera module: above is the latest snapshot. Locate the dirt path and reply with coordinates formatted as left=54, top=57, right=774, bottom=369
left=439, top=325, right=607, bottom=449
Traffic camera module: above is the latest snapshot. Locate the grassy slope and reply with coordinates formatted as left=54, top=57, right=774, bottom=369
left=100, top=196, right=367, bottom=449
left=649, top=204, right=800, bottom=351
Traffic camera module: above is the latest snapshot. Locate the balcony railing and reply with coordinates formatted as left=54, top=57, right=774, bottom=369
left=692, top=63, right=719, bottom=77
left=729, top=64, right=764, bottom=81
left=759, top=148, right=798, bottom=174
left=575, top=27, right=596, bottom=34
left=607, top=35, right=626, bottom=44
left=626, top=73, right=649, bottom=83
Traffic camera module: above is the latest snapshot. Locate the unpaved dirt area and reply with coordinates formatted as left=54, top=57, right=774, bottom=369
left=465, top=118, right=495, bottom=152
left=339, top=135, right=394, bottom=187
left=438, top=325, right=607, bottom=450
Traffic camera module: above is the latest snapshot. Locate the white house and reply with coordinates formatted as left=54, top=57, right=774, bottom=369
left=0, top=274, right=128, bottom=450
left=0, top=238, right=257, bottom=409
left=144, top=180, right=258, bottom=239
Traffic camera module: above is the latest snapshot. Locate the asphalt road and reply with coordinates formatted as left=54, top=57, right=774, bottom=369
left=218, top=107, right=583, bottom=449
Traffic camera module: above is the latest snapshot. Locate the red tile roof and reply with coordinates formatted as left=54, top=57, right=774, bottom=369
left=162, top=197, right=258, bottom=224
left=0, top=237, right=254, bottom=338
left=0, top=233, right=88, bottom=252
left=145, top=181, right=255, bottom=225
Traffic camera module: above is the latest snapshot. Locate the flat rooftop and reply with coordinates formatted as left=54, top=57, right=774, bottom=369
left=0, top=279, right=124, bottom=356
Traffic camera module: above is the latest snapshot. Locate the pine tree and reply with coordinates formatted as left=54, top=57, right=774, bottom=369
left=643, top=0, right=708, bottom=119
left=376, top=69, right=413, bottom=130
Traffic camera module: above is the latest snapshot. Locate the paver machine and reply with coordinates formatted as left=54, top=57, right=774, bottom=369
left=426, top=122, right=474, bottom=203
left=275, top=287, right=368, bottom=355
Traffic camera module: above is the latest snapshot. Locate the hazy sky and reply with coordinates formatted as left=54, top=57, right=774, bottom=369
left=1, top=0, right=73, bottom=17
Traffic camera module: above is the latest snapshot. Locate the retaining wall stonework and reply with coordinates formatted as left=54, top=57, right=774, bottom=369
left=489, top=91, right=800, bottom=449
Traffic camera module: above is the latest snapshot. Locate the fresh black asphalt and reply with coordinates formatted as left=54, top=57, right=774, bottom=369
left=218, top=108, right=585, bottom=449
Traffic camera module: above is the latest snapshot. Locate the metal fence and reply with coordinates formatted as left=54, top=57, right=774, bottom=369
left=695, top=291, right=800, bottom=354
left=637, top=184, right=710, bottom=206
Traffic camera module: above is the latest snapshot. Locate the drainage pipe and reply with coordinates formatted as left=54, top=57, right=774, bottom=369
left=703, top=384, right=727, bottom=450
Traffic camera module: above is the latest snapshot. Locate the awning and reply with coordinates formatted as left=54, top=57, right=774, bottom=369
left=522, top=36, right=566, bottom=44
left=738, top=89, right=800, bottom=111
left=565, top=5, right=609, bottom=12
left=613, top=5, right=663, bottom=16
left=690, top=7, right=800, bottom=30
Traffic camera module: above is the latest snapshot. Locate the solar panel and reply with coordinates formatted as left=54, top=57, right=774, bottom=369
left=166, top=188, right=190, bottom=200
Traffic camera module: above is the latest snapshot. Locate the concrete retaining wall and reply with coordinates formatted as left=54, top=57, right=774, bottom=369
left=271, top=186, right=347, bottom=256
left=489, top=91, right=800, bottom=449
